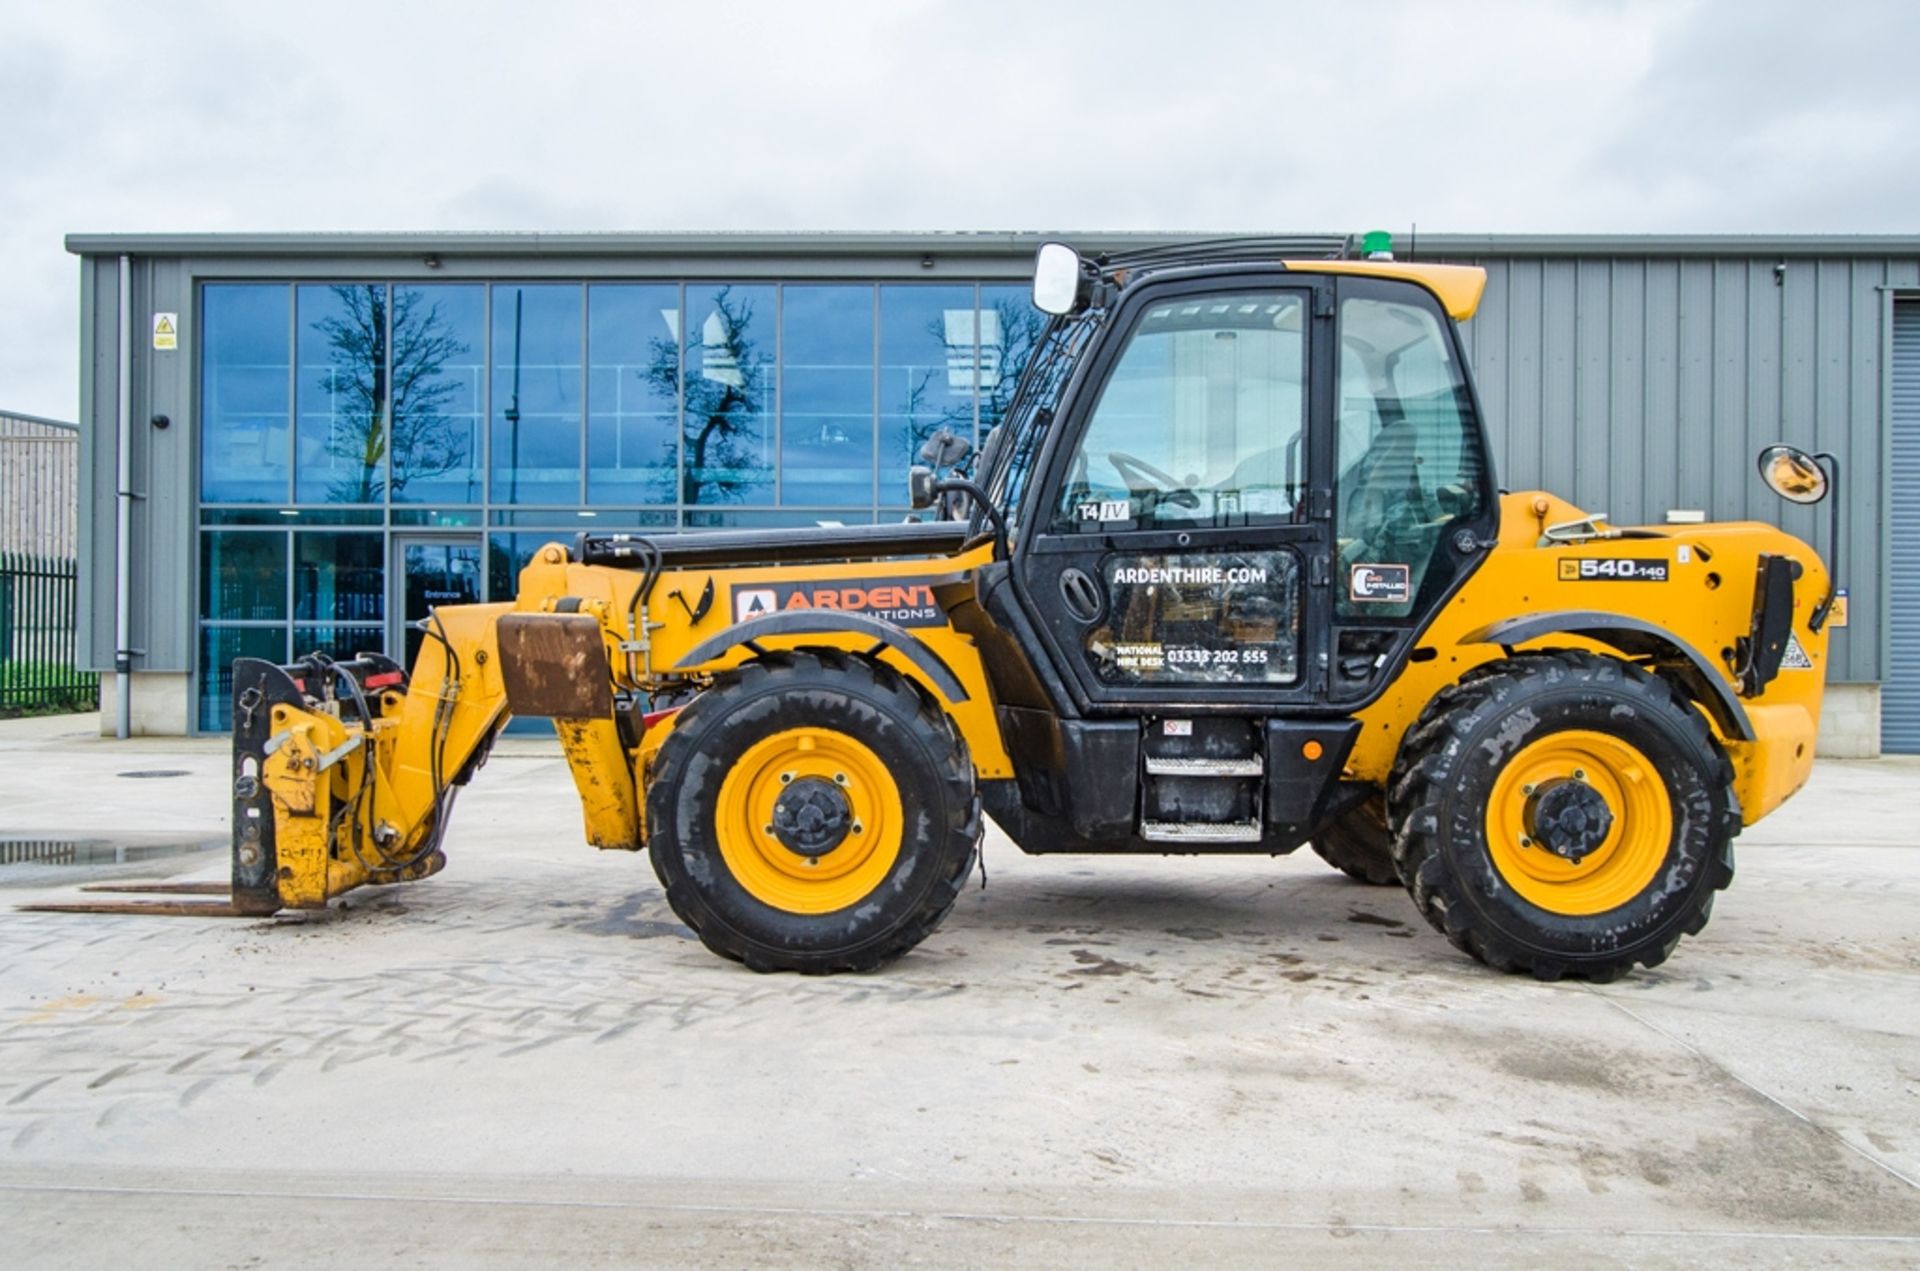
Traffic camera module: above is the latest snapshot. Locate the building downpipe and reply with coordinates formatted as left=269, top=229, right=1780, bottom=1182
left=114, top=254, right=132, bottom=740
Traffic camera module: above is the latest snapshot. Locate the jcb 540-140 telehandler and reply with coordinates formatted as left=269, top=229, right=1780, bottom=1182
left=42, top=236, right=1843, bottom=982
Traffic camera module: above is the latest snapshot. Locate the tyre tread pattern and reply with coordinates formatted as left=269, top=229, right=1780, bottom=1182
left=1310, top=799, right=1399, bottom=885
left=1388, top=649, right=1739, bottom=982
left=646, top=650, right=981, bottom=974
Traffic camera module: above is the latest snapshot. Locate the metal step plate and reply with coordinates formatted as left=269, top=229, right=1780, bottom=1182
left=1143, top=757, right=1264, bottom=777
left=1139, top=820, right=1264, bottom=844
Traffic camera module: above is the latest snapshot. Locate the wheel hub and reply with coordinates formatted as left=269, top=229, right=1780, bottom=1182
left=771, top=777, right=854, bottom=858
left=1524, top=778, right=1613, bottom=863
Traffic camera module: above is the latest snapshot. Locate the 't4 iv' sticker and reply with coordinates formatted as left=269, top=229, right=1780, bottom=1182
left=1780, top=633, right=1814, bottom=670
left=1075, top=499, right=1132, bottom=523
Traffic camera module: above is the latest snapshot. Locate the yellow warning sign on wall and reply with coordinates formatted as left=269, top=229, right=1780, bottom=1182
left=152, top=313, right=178, bottom=351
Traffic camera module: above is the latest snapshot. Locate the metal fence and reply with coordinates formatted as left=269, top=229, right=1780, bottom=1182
left=0, top=411, right=96, bottom=716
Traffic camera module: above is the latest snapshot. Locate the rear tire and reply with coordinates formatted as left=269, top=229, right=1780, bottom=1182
left=647, top=651, right=981, bottom=974
left=1389, top=650, right=1739, bottom=982
left=1310, top=798, right=1399, bottom=885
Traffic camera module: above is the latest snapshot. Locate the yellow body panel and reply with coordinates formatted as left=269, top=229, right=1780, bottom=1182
left=1347, top=492, right=1829, bottom=825
left=1282, top=260, right=1487, bottom=320
left=555, top=717, right=642, bottom=851
left=511, top=540, right=1013, bottom=779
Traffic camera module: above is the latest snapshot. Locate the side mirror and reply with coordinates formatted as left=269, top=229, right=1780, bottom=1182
left=1756, top=443, right=1843, bottom=633
left=1033, top=242, right=1086, bottom=316
left=1757, top=444, right=1829, bottom=504
left=907, top=464, right=937, bottom=510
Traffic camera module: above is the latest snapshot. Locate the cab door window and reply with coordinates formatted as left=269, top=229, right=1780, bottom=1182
left=1053, top=293, right=1306, bottom=531
left=1335, top=292, right=1488, bottom=618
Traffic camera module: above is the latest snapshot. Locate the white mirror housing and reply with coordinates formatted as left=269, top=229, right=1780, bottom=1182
left=1032, top=242, right=1085, bottom=315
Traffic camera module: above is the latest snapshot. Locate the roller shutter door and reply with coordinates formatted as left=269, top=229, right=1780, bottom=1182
left=1887, top=302, right=1920, bottom=752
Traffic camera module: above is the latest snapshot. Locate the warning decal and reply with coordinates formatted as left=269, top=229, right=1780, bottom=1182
left=1780, top=633, right=1814, bottom=670
left=152, top=313, right=178, bottom=351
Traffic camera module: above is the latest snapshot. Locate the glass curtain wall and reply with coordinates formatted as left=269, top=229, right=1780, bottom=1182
left=196, top=277, right=1041, bottom=730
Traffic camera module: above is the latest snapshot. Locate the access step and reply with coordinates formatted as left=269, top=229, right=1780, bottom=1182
left=1139, top=820, right=1264, bottom=844
left=1143, top=756, right=1264, bottom=777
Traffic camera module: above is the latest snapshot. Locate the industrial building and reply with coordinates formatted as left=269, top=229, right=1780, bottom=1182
left=61, top=231, right=1920, bottom=753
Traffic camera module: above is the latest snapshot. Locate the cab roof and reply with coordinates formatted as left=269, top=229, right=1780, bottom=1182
left=1099, top=238, right=1487, bottom=321
left=1117, top=257, right=1487, bottom=322
left=1277, top=260, right=1487, bottom=321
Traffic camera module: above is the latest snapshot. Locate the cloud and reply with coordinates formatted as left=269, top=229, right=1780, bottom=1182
left=1, top=0, right=1912, bottom=420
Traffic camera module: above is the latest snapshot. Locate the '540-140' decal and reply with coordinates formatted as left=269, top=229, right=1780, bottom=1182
left=1558, top=557, right=1669, bottom=582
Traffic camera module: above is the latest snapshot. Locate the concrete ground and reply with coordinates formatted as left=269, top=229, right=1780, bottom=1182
left=0, top=713, right=1917, bottom=1267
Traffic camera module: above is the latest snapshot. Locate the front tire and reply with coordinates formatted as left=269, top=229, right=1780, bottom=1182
left=647, top=651, right=981, bottom=973
left=1390, top=650, right=1739, bottom=982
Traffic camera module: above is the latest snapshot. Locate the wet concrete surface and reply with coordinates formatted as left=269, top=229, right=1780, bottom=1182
left=0, top=715, right=1916, bottom=1266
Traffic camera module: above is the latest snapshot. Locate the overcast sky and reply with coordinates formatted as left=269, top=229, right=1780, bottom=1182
left=3, top=0, right=1914, bottom=420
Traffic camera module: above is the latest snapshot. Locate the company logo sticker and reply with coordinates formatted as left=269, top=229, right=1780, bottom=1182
left=732, top=579, right=944, bottom=627
left=733, top=589, right=778, bottom=622
left=1349, top=563, right=1411, bottom=603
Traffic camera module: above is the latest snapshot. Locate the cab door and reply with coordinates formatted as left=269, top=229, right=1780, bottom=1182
left=1013, top=276, right=1333, bottom=711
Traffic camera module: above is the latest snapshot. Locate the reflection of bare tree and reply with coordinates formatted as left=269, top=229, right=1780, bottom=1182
left=648, top=287, right=767, bottom=505
left=314, top=286, right=470, bottom=502
left=978, top=294, right=1048, bottom=437
left=894, top=295, right=1048, bottom=477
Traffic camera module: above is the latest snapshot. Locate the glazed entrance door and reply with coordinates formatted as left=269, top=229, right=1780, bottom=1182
left=391, top=536, right=483, bottom=668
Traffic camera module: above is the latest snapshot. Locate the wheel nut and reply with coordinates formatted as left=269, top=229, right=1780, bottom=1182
left=834, top=773, right=847, bottom=785
left=763, top=823, right=775, bottom=835
left=1523, top=783, right=1535, bottom=796
left=1574, top=769, right=1587, bottom=781
left=852, top=822, right=864, bottom=835
left=780, top=772, right=793, bottom=784
left=1519, top=835, right=1533, bottom=848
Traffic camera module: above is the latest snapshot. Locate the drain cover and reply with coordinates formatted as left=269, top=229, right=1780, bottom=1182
left=117, top=770, right=190, bottom=779
left=0, top=837, right=223, bottom=868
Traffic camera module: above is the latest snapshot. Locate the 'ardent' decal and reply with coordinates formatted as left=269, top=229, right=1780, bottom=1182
left=732, top=579, right=945, bottom=627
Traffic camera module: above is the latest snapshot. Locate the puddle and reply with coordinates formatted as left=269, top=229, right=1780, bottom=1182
left=116, top=770, right=191, bottom=780
left=0, top=836, right=224, bottom=871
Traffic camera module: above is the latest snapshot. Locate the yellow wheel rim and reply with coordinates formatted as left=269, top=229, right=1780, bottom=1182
left=715, top=727, right=905, bottom=915
left=1484, top=729, right=1672, bottom=916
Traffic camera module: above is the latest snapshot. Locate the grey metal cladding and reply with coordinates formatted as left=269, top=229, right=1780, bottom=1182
left=1462, top=253, right=1891, bottom=685
left=79, top=256, right=121, bottom=671
left=1885, top=301, right=1920, bottom=751
left=143, top=256, right=193, bottom=671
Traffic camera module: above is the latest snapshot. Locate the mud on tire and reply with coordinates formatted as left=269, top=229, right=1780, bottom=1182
left=1389, top=650, right=1740, bottom=982
left=646, top=650, right=981, bottom=974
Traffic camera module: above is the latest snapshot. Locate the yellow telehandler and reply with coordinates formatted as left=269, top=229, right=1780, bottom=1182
left=37, top=236, right=1842, bottom=981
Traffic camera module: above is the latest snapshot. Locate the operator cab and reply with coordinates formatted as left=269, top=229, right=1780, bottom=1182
left=920, top=237, right=1500, bottom=853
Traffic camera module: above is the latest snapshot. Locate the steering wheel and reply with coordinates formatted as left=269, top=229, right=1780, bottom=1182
left=1107, top=451, right=1201, bottom=510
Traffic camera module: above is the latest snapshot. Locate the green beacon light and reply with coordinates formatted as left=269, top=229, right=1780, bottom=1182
left=1361, top=230, right=1395, bottom=261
